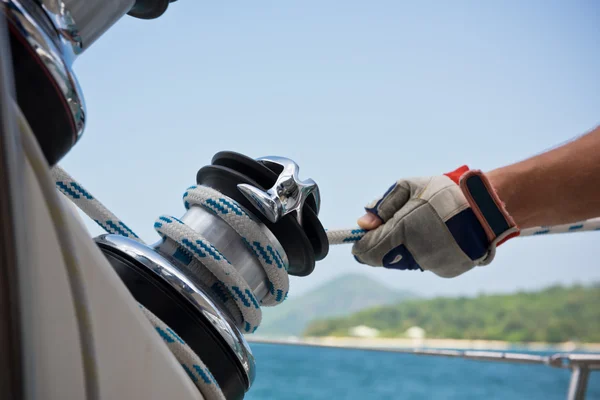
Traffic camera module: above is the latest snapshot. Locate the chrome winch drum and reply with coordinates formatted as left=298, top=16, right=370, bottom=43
left=0, top=0, right=177, bottom=165
left=96, top=151, right=329, bottom=400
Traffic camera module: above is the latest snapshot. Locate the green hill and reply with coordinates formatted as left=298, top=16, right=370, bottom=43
left=255, top=274, right=414, bottom=337
left=304, top=283, right=600, bottom=343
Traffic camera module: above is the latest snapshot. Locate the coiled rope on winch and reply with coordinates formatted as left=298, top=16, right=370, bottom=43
left=50, top=165, right=600, bottom=399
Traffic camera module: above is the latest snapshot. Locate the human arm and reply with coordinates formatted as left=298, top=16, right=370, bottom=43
left=353, top=125, right=600, bottom=278
left=487, top=125, right=600, bottom=229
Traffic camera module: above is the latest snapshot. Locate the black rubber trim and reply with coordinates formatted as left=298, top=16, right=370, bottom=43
left=211, top=152, right=319, bottom=213
left=98, top=244, right=247, bottom=400
left=301, top=208, right=328, bottom=262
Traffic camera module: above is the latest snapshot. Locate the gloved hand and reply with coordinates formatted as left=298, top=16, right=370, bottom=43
left=352, top=166, right=520, bottom=278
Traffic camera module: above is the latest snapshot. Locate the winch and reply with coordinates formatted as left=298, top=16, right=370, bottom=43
left=92, top=151, right=330, bottom=400
left=1, top=0, right=178, bottom=166
left=0, top=3, right=341, bottom=397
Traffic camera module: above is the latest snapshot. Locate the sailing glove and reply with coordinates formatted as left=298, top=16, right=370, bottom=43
left=352, top=166, right=520, bottom=278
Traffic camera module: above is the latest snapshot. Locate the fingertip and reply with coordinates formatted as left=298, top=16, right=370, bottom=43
left=357, top=213, right=382, bottom=230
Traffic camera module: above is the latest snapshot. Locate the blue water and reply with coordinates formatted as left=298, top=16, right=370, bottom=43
left=246, top=343, right=600, bottom=400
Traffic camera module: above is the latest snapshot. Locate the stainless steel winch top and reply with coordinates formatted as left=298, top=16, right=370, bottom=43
left=238, top=156, right=321, bottom=226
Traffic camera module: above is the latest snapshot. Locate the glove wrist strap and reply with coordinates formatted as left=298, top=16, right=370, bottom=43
left=446, top=166, right=520, bottom=264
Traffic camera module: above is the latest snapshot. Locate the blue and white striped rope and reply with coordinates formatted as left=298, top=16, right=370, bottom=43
left=326, top=228, right=369, bottom=244
left=182, top=185, right=289, bottom=307
left=52, top=167, right=141, bottom=241
left=520, top=219, right=600, bottom=236
left=154, top=213, right=263, bottom=333
left=139, top=304, right=225, bottom=400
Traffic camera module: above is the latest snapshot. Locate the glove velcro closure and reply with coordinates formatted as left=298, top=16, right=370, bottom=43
left=458, top=169, right=520, bottom=263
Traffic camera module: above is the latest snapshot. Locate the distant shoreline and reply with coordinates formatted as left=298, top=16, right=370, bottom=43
left=246, top=335, right=600, bottom=352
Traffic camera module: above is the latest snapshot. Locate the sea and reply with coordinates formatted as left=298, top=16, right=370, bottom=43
left=245, top=343, right=600, bottom=400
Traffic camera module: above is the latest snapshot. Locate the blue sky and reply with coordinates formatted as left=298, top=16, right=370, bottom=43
left=62, top=1, right=600, bottom=298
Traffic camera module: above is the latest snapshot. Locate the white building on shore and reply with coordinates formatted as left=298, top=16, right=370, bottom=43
left=348, top=325, right=380, bottom=338
left=405, top=326, right=426, bottom=339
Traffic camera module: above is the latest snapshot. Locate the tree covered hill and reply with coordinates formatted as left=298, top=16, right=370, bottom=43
left=304, top=283, right=600, bottom=343
left=256, top=274, right=414, bottom=337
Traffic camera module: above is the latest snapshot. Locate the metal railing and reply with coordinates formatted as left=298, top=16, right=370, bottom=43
left=247, top=337, right=599, bottom=400
left=395, top=349, right=599, bottom=400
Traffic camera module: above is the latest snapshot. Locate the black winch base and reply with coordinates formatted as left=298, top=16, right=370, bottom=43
left=98, top=244, right=248, bottom=400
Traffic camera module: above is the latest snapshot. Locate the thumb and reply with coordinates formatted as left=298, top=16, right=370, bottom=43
left=357, top=212, right=383, bottom=230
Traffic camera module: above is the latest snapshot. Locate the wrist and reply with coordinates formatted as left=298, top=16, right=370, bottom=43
left=486, top=168, right=518, bottom=222
left=486, top=165, right=540, bottom=229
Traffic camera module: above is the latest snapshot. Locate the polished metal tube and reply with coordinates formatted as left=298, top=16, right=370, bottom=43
left=60, top=0, right=135, bottom=50
left=567, top=367, right=590, bottom=400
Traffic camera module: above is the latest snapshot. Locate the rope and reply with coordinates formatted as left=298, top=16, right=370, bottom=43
left=52, top=166, right=141, bottom=242
left=520, top=219, right=600, bottom=236
left=326, top=228, right=369, bottom=245
left=49, top=165, right=599, bottom=398
left=326, top=219, right=600, bottom=243
left=139, top=304, right=226, bottom=400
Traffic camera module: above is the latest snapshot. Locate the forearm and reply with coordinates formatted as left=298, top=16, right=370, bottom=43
left=487, top=125, right=600, bottom=229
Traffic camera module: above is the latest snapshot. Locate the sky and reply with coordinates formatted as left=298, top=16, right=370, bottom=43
left=61, top=1, right=600, bottom=298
